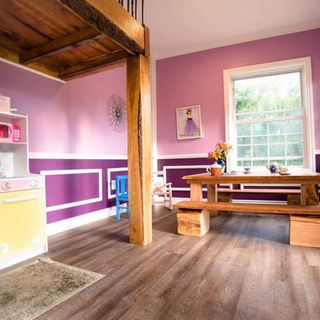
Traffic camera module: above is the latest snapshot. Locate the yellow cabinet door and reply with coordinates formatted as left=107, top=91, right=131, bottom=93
left=0, top=189, right=47, bottom=264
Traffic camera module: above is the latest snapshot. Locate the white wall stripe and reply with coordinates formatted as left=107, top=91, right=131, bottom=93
left=107, top=167, right=128, bottom=199
left=158, top=153, right=208, bottom=159
left=40, top=169, right=102, bottom=213
left=30, top=152, right=127, bottom=160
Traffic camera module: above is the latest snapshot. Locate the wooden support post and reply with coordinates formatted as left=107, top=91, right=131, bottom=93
left=127, top=54, right=152, bottom=245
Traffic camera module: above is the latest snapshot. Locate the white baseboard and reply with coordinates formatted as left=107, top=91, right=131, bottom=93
left=47, top=206, right=116, bottom=236
left=0, top=246, right=47, bottom=270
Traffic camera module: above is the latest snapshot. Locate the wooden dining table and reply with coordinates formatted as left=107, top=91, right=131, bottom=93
left=183, top=171, right=320, bottom=206
left=174, top=171, right=320, bottom=246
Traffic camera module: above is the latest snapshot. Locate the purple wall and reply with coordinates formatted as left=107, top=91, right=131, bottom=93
left=157, top=28, right=320, bottom=155
left=30, top=158, right=127, bottom=223
left=158, top=155, right=320, bottom=200
left=0, top=62, right=127, bottom=155
left=0, top=62, right=128, bottom=224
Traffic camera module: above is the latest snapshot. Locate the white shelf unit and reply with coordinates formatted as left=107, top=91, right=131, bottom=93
left=0, top=112, right=29, bottom=177
left=0, top=111, right=47, bottom=270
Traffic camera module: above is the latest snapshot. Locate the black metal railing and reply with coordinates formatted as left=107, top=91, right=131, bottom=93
left=118, top=0, right=144, bottom=25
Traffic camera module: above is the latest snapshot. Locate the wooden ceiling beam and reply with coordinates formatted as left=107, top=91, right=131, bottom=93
left=0, top=35, right=22, bottom=53
left=20, top=27, right=101, bottom=64
left=60, top=50, right=129, bottom=79
left=59, top=0, right=145, bottom=55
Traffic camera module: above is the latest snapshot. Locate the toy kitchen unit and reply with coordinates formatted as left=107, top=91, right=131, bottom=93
left=0, top=95, right=47, bottom=270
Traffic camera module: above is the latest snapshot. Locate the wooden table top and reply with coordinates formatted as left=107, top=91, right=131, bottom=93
left=183, top=171, right=320, bottom=184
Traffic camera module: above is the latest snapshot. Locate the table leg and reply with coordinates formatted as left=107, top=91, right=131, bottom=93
left=190, top=182, right=203, bottom=202
left=301, top=184, right=319, bottom=206
left=207, top=184, right=218, bottom=216
left=207, top=184, right=218, bottom=202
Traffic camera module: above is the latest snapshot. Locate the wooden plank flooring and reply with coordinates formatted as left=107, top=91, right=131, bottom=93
left=37, top=207, right=320, bottom=320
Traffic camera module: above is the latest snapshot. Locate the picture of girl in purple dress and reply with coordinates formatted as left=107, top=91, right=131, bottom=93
left=176, top=105, right=202, bottom=140
left=184, top=108, right=199, bottom=136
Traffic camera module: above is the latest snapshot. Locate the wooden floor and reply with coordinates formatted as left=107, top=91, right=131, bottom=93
left=38, top=207, right=320, bottom=320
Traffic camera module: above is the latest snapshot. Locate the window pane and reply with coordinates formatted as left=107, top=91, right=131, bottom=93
left=237, top=136, right=250, bottom=145
left=235, top=72, right=301, bottom=114
left=287, top=133, right=303, bottom=143
left=287, top=159, right=303, bottom=166
left=253, top=145, right=267, bottom=157
left=269, top=144, right=285, bottom=157
left=237, top=160, right=251, bottom=167
left=238, top=146, right=251, bottom=158
left=252, top=160, right=268, bottom=167
left=287, top=143, right=303, bottom=156
left=269, top=121, right=286, bottom=134
left=252, top=122, right=267, bottom=135
left=237, top=123, right=250, bottom=136
left=287, top=120, right=303, bottom=134
left=253, top=136, right=267, bottom=144
left=270, top=135, right=285, bottom=143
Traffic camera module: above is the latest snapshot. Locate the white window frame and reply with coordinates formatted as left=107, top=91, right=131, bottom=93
left=223, top=57, right=315, bottom=172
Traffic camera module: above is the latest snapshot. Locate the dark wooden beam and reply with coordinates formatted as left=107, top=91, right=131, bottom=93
left=60, top=0, right=145, bottom=55
left=0, top=35, right=22, bottom=53
left=60, top=50, right=129, bottom=79
left=20, top=27, right=101, bottom=64
left=127, top=54, right=152, bottom=245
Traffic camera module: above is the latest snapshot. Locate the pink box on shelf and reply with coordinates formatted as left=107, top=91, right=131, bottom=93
left=12, top=124, right=21, bottom=142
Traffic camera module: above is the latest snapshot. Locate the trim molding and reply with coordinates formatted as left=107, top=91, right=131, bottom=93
left=41, top=169, right=102, bottom=212
left=30, top=152, right=127, bottom=160
left=158, top=153, right=208, bottom=159
left=0, top=246, right=47, bottom=270
left=107, top=167, right=128, bottom=199
left=0, top=58, right=66, bottom=84
left=47, top=207, right=116, bottom=236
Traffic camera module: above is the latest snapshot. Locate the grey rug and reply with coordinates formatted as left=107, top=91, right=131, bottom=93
left=0, top=257, right=104, bottom=320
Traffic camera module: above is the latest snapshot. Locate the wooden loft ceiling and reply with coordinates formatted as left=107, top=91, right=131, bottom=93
left=0, top=0, right=148, bottom=80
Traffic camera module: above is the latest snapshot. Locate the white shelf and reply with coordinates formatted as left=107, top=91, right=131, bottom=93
left=0, top=112, right=29, bottom=177
left=0, top=141, right=27, bottom=145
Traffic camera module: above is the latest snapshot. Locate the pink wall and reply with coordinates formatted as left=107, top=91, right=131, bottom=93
left=157, top=28, right=320, bottom=155
left=0, top=62, right=127, bottom=155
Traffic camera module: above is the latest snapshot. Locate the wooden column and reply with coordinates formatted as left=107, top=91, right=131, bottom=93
left=127, top=54, right=152, bottom=245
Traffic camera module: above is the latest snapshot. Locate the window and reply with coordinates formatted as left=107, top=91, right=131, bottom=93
left=224, top=58, right=314, bottom=171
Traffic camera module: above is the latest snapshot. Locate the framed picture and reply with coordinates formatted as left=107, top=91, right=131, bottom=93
left=176, top=105, right=202, bottom=140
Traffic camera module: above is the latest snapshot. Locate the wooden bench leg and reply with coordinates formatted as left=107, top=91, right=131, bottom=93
left=289, top=215, right=320, bottom=247
left=218, top=192, right=232, bottom=214
left=287, top=194, right=300, bottom=205
left=177, top=209, right=210, bottom=237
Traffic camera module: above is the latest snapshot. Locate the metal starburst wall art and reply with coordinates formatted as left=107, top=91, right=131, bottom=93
left=106, top=94, right=127, bottom=132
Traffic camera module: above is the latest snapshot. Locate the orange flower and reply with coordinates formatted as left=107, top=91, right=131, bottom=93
left=208, top=142, right=232, bottom=161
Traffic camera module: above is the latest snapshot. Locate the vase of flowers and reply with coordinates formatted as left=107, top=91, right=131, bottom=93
left=208, top=142, right=232, bottom=173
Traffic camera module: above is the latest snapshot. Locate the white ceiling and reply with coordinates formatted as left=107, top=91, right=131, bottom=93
left=145, top=0, right=320, bottom=60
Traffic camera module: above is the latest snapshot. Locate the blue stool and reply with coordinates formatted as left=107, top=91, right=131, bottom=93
left=115, top=175, right=129, bottom=221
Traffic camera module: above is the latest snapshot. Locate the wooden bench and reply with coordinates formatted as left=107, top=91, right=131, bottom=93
left=217, top=188, right=301, bottom=204
left=174, top=201, right=320, bottom=247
